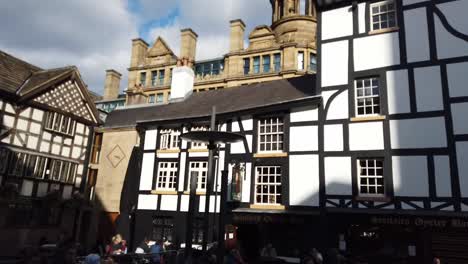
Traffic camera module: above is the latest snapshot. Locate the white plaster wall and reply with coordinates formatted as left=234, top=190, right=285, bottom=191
left=386, top=69, right=411, bottom=114
left=404, top=8, right=430, bottom=63
left=390, top=117, right=447, bottom=149
left=323, top=90, right=349, bottom=120
left=144, top=130, right=158, bottom=150
left=199, top=195, right=220, bottom=213
left=139, top=153, right=155, bottom=191
left=20, top=180, right=34, bottom=196
left=322, top=40, right=349, bottom=87
left=76, top=123, right=84, bottom=134
left=392, top=156, right=428, bottom=197
left=414, top=66, right=444, bottom=112
left=216, top=151, right=225, bottom=192
left=290, top=126, right=318, bottom=151
left=157, top=152, right=179, bottom=159
left=37, top=183, right=48, bottom=197
left=3, top=115, right=14, bottom=128
left=434, top=155, right=452, bottom=197
left=16, top=119, right=27, bottom=131
left=5, top=103, right=14, bottom=113
left=180, top=195, right=189, bottom=212
left=30, top=122, right=41, bottom=134
left=324, top=124, right=344, bottom=151
left=242, top=163, right=252, bottom=203
left=354, top=32, right=400, bottom=71
left=230, top=141, right=246, bottom=154
left=138, top=194, right=158, bottom=210
left=242, top=117, right=253, bottom=131
left=32, top=109, right=43, bottom=121
left=178, top=153, right=187, bottom=191
left=19, top=108, right=30, bottom=118
left=62, top=186, right=73, bottom=199
left=457, top=142, right=468, bottom=197
left=447, top=62, right=468, bottom=98
left=403, top=0, right=428, bottom=5
left=325, top=157, right=352, bottom=195
left=27, top=136, right=38, bottom=150
left=232, top=120, right=241, bottom=132
left=160, top=195, right=178, bottom=211
left=451, top=102, right=468, bottom=135
left=434, top=12, right=468, bottom=59
left=349, top=122, right=384, bottom=151
left=188, top=151, right=209, bottom=157
left=358, top=3, right=366, bottom=34
left=321, top=6, right=353, bottom=40
left=289, top=155, right=319, bottom=206
left=290, top=106, right=318, bottom=122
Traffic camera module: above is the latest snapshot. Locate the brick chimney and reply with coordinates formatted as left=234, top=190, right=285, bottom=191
left=103, top=69, right=121, bottom=100
left=180, top=28, right=198, bottom=61
left=230, top=19, right=246, bottom=52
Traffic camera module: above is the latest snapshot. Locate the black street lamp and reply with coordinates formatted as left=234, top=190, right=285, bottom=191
left=180, top=107, right=244, bottom=264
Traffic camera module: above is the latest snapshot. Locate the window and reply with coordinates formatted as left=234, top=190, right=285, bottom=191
left=191, top=126, right=208, bottom=149
left=158, top=70, right=165, bottom=85
left=253, top=56, right=260, bottom=74
left=370, top=0, right=397, bottom=31
left=34, top=157, right=48, bottom=179
left=263, top=55, right=271, bottom=73
left=156, top=162, right=178, bottom=190
left=91, top=133, right=103, bottom=164
left=194, top=60, right=224, bottom=76
left=156, top=93, right=164, bottom=103
left=8, top=152, right=27, bottom=177
left=297, top=51, right=305, bottom=70
left=159, top=129, right=180, bottom=150
left=357, top=159, right=385, bottom=196
left=255, top=166, right=282, bottom=205
left=309, top=53, right=317, bottom=71
left=258, top=117, right=284, bottom=153
left=140, top=72, right=147, bottom=85
left=192, top=218, right=204, bottom=244
left=148, top=94, right=155, bottom=104
left=243, top=58, right=250, bottom=75
left=355, top=77, right=380, bottom=116
left=44, top=112, right=75, bottom=136
left=0, top=148, right=10, bottom=174
left=47, top=159, right=76, bottom=183
left=274, top=53, right=281, bottom=72
left=153, top=217, right=174, bottom=242
left=151, top=71, right=158, bottom=86
left=187, top=162, right=208, bottom=191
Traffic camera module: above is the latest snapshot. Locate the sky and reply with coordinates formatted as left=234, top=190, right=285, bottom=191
left=0, top=0, right=271, bottom=95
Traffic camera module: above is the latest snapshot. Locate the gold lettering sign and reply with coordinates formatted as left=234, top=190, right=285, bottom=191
left=371, top=216, right=468, bottom=229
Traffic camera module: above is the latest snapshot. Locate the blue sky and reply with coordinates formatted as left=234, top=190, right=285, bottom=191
left=0, top=0, right=270, bottom=94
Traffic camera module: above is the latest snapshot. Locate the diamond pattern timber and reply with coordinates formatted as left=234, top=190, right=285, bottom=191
left=33, top=80, right=94, bottom=122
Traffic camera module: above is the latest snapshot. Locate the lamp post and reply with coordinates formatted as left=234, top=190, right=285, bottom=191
left=181, top=108, right=244, bottom=263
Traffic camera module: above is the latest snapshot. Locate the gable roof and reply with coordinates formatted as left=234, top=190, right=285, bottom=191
left=147, top=37, right=175, bottom=58
left=0, top=50, right=100, bottom=125
left=104, top=75, right=320, bottom=129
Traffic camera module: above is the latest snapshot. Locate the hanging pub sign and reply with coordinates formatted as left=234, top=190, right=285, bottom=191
left=230, top=162, right=244, bottom=201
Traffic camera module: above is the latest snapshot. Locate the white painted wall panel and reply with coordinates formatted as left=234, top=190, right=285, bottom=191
left=349, top=122, right=384, bottom=150
left=322, top=41, right=349, bottom=87
left=160, top=195, right=178, bottom=211
left=289, top=155, right=319, bottom=206
left=188, top=151, right=209, bottom=157
left=32, top=109, right=44, bottom=121
left=403, top=0, right=428, bottom=5
left=139, top=153, right=155, bottom=191
left=30, top=122, right=41, bottom=134
left=5, top=103, right=14, bottom=113
left=62, top=186, right=73, bottom=199
left=321, top=6, right=353, bottom=40
left=386, top=69, right=411, bottom=114
left=390, top=117, right=447, bottom=149
left=414, top=66, right=444, bottom=112
left=137, top=194, right=158, bottom=210
left=230, top=141, right=245, bottom=154
left=157, top=152, right=179, bottom=158
left=27, top=136, right=38, bottom=150
left=19, top=108, right=30, bottom=118
left=325, top=157, right=352, bottom=195
left=37, top=183, right=48, bottom=197
left=290, top=106, right=318, bottom=122
left=434, top=15, right=468, bottom=59
left=180, top=195, right=189, bottom=212
left=246, top=135, right=252, bottom=153
left=324, top=124, right=344, bottom=151
left=216, top=151, right=225, bottom=192
left=326, top=90, right=349, bottom=120
left=20, top=180, right=34, bottom=196
left=242, top=163, right=252, bottom=203
left=404, top=8, right=430, bottom=63
left=434, top=155, right=452, bottom=197
left=451, top=102, right=468, bottom=135
left=199, top=195, right=220, bottom=213
left=457, top=142, right=468, bottom=197
left=447, top=62, right=468, bottom=98
left=358, top=3, right=366, bottom=34
left=232, top=120, right=241, bottom=132
left=354, top=33, right=400, bottom=71
left=437, top=1, right=468, bottom=35
left=178, top=153, right=187, bottom=191
left=3, top=115, right=14, bottom=128
left=392, top=156, right=428, bottom=197
left=241, top=117, right=253, bottom=131
left=144, top=130, right=158, bottom=150
left=290, top=126, right=318, bottom=151
left=76, top=123, right=84, bottom=134
left=16, top=119, right=28, bottom=131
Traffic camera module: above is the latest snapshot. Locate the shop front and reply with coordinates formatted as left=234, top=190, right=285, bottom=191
left=325, top=212, right=468, bottom=264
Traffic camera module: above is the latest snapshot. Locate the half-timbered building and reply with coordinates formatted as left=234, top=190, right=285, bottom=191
left=0, top=50, right=100, bottom=254
left=315, top=0, right=468, bottom=262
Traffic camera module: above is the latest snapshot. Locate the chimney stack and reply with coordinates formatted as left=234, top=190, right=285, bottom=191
left=180, top=28, right=198, bottom=61
left=169, top=59, right=195, bottom=102
left=230, top=19, right=246, bottom=52
left=130, top=38, right=149, bottom=68
left=103, top=69, right=121, bottom=100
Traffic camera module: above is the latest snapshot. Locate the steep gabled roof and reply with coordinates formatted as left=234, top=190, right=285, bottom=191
left=0, top=50, right=41, bottom=94
left=104, top=75, right=320, bottom=129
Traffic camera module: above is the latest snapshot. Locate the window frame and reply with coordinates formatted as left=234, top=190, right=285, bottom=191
left=297, top=51, right=305, bottom=70
left=370, top=0, right=398, bottom=32
left=152, top=217, right=174, bottom=242
left=140, top=71, right=147, bottom=86
left=44, top=112, right=75, bottom=136
left=190, top=126, right=208, bottom=149
left=357, top=158, right=386, bottom=197
left=254, top=165, right=282, bottom=205
left=354, top=77, right=381, bottom=117
left=187, top=161, right=208, bottom=191
left=274, top=53, right=281, bottom=72
left=159, top=129, right=180, bottom=150
left=243, top=58, right=250, bottom=75
left=155, top=161, right=178, bottom=191
left=262, top=55, right=271, bottom=73
left=257, top=117, right=285, bottom=153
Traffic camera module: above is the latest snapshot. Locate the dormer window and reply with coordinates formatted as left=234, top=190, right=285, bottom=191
left=44, top=112, right=75, bottom=136
left=159, top=129, right=180, bottom=150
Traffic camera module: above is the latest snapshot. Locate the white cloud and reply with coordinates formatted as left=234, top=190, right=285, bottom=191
left=0, top=0, right=138, bottom=94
